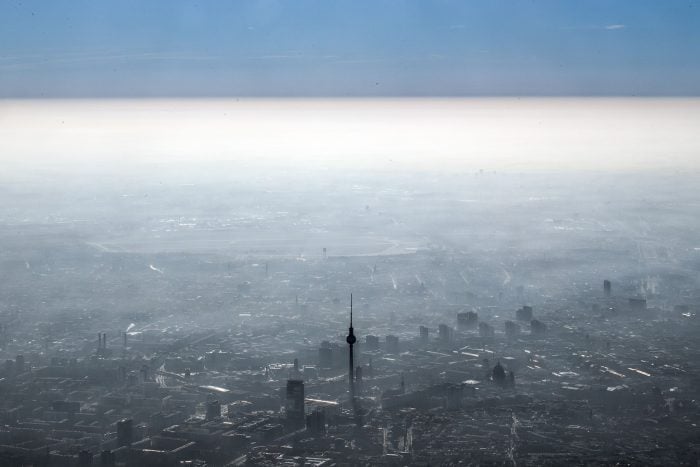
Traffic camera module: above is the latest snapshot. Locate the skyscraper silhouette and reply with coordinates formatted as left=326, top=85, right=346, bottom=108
left=285, top=379, right=305, bottom=429
left=346, top=294, right=356, bottom=399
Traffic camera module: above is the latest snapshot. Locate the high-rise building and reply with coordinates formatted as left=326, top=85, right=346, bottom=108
left=306, top=407, right=326, bottom=435
left=516, top=306, right=533, bottom=322
left=140, top=364, right=149, bottom=382
left=385, top=335, right=400, bottom=354
left=285, top=379, right=305, bottom=429
left=206, top=400, right=221, bottom=420
left=78, top=450, right=92, bottom=467
left=530, top=319, right=547, bottom=335
left=478, top=322, right=495, bottom=339
left=318, top=345, right=333, bottom=369
left=365, top=335, right=380, bottom=351
left=603, top=279, right=612, bottom=297
left=100, top=450, right=116, bottom=466
left=504, top=320, right=520, bottom=339
left=419, top=326, right=429, bottom=342
left=457, top=311, right=478, bottom=330
left=492, top=361, right=506, bottom=386
left=438, top=324, right=453, bottom=343
left=445, top=384, right=463, bottom=410
left=291, top=358, right=302, bottom=379
left=355, top=365, right=363, bottom=394
left=116, top=419, right=133, bottom=447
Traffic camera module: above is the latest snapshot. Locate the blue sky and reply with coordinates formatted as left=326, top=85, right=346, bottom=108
left=1, top=0, right=699, bottom=97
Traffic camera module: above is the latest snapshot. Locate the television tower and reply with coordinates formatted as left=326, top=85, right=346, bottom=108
left=346, top=293, right=356, bottom=399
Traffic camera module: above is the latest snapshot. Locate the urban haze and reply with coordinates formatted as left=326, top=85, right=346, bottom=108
left=2, top=1, right=700, bottom=466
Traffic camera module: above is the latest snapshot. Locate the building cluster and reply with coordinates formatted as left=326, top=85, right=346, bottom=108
left=1, top=276, right=699, bottom=465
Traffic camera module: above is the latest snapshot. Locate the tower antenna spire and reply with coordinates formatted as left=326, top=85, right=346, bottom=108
left=350, top=293, right=353, bottom=328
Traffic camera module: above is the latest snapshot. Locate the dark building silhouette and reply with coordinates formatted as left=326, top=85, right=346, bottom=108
left=100, top=450, right=115, bottom=466
left=140, top=364, right=149, bottom=382
left=438, top=324, right=453, bottom=343
left=530, top=319, right=547, bottom=335
left=504, top=320, right=520, bottom=339
left=629, top=298, right=647, bottom=311
left=78, top=450, right=92, bottom=466
left=306, top=407, right=326, bottom=436
left=492, top=361, right=506, bottom=386
left=650, top=385, right=664, bottom=408
left=478, top=322, right=495, bottom=339
left=604, top=279, right=612, bottom=297
left=149, top=412, right=166, bottom=434
left=385, top=334, right=400, bottom=354
left=291, top=358, right=302, bottom=379
left=318, top=344, right=333, bottom=369
left=355, top=365, right=363, bottom=394
left=116, top=418, right=133, bottom=447
left=365, top=334, right=380, bottom=351
left=457, top=312, right=468, bottom=330
left=4, top=359, right=14, bottom=376
left=446, top=384, right=463, bottom=410
left=285, top=379, right=305, bottom=429
left=516, top=306, right=533, bottom=322
left=457, top=311, right=478, bottom=330
left=419, top=325, right=429, bottom=342
left=206, top=400, right=221, bottom=420
left=52, top=400, right=80, bottom=413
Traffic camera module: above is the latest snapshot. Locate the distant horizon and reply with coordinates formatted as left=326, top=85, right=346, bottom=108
left=2, top=97, right=699, bottom=173
left=4, top=93, right=700, bottom=99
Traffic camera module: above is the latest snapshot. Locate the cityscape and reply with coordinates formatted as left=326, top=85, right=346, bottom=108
left=0, top=170, right=699, bottom=465
left=2, top=1, right=700, bottom=465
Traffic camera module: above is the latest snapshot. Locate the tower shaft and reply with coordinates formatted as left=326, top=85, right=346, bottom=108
left=349, top=342, right=354, bottom=396
left=346, top=294, right=356, bottom=398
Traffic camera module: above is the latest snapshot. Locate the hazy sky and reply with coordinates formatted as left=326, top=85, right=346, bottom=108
left=2, top=98, right=699, bottom=173
left=1, top=0, right=699, bottom=97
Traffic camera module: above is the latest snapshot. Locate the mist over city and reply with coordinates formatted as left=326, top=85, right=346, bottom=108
left=2, top=1, right=700, bottom=466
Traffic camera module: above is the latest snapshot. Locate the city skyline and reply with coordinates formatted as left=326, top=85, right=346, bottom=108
left=1, top=3, right=699, bottom=464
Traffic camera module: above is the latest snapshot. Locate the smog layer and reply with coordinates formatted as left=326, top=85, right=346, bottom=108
left=1, top=99, right=699, bottom=465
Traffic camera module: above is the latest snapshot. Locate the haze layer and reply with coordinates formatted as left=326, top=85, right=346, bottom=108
left=1, top=98, right=699, bottom=173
